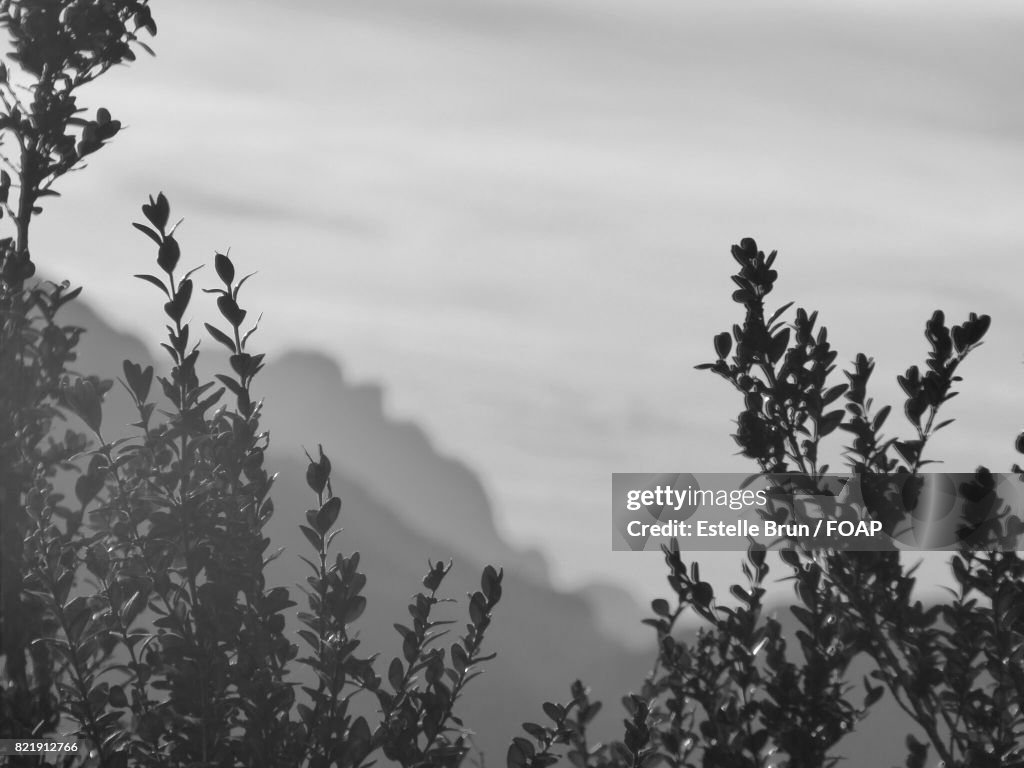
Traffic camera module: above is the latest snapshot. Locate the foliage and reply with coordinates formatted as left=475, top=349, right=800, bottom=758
left=1, top=0, right=156, bottom=742
left=35, top=203, right=504, bottom=768
left=512, top=238, right=1023, bottom=768
left=4, top=3, right=1022, bottom=768
left=0, top=5, right=503, bottom=767
left=510, top=540, right=865, bottom=768
left=695, top=238, right=1021, bottom=768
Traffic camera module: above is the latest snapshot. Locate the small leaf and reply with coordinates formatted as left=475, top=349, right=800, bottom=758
left=132, top=222, right=162, bottom=246
left=389, top=657, right=404, bottom=690
left=713, top=331, right=732, bottom=360
left=522, top=722, right=548, bottom=741
left=872, top=405, right=891, bottom=431
left=315, top=497, right=341, bottom=533
left=730, top=585, right=752, bottom=604
left=205, top=323, right=235, bottom=352
left=157, top=236, right=180, bottom=273
left=469, top=591, right=488, bottom=626
left=134, top=273, right=169, bottom=297
left=542, top=701, right=563, bottom=722
left=403, top=633, right=418, bottom=663
left=299, top=525, right=322, bottom=551
left=822, top=384, right=848, bottom=405
left=766, top=301, right=794, bottom=328
left=143, top=192, right=170, bottom=231
left=217, top=294, right=246, bottom=328
left=769, top=327, right=790, bottom=363
left=423, top=559, right=451, bottom=592
left=507, top=742, right=527, bottom=768
left=692, top=582, right=714, bottom=607
left=819, top=409, right=844, bottom=437
left=348, top=717, right=372, bottom=762
left=62, top=378, right=103, bottom=434
left=305, top=445, right=331, bottom=495
left=108, top=685, right=128, bottom=708
left=451, top=642, right=469, bottom=672
left=164, top=278, right=192, bottom=322
left=215, top=252, right=235, bottom=286
left=122, top=360, right=154, bottom=402
left=344, top=595, right=366, bottom=623
left=481, top=565, right=503, bottom=603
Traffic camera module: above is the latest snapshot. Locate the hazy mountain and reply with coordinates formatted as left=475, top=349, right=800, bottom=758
left=60, top=292, right=650, bottom=647
left=257, top=349, right=550, bottom=582
left=257, top=349, right=663, bottom=649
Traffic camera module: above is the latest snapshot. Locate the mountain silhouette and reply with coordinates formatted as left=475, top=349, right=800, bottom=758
left=258, top=349, right=550, bottom=582
left=60, top=288, right=651, bottom=647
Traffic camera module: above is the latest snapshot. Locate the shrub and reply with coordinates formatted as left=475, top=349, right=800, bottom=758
left=0, top=5, right=503, bottom=766
left=512, top=239, right=1022, bottom=768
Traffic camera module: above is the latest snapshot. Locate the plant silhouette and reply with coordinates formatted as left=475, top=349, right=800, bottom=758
left=511, top=240, right=1021, bottom=768
left=1, top=4, right=501, bottom=767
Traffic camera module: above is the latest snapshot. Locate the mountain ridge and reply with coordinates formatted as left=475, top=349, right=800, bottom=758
left=59, top=289, right=652, bottom=647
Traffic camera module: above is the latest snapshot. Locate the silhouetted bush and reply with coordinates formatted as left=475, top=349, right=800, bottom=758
left=1, top=5, right=502, bottom=767
left=512, top=240, right=1022, bottom=768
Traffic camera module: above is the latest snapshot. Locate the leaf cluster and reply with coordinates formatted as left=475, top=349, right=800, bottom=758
left=4, top=191, right=508, bottom=768
left=694, top=238, right=1018, bottom=768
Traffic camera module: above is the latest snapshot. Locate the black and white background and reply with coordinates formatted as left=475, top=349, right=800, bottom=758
left=20, top=0, right=1024, bottom=763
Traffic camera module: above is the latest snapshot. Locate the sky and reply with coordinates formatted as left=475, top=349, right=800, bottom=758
left=26, top=0, right=1024, bottom=604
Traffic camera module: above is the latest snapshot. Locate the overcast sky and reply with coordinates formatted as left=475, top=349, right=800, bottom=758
left=31, top=0, right=1024, bottom=604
